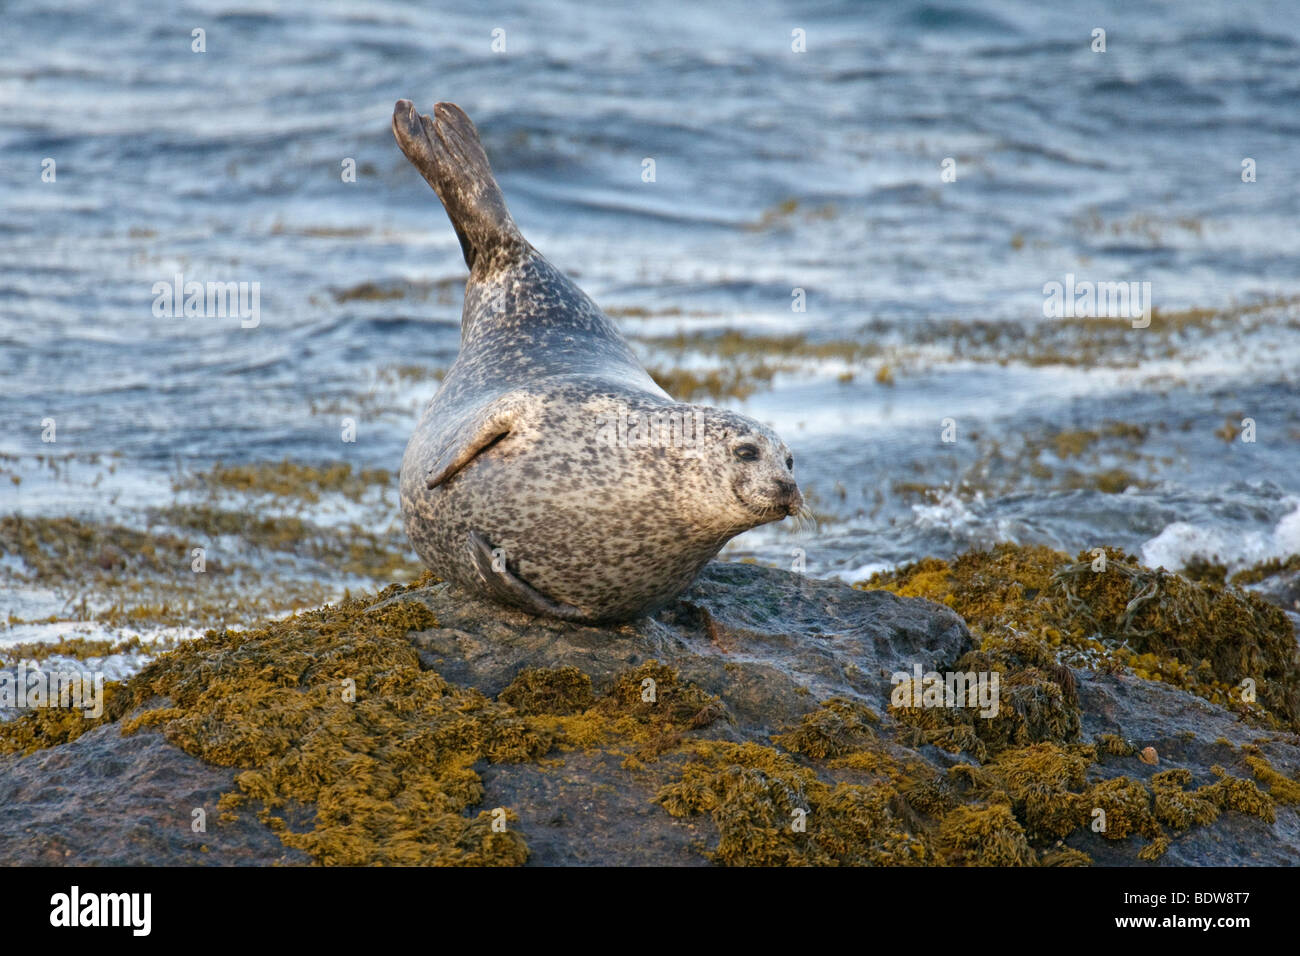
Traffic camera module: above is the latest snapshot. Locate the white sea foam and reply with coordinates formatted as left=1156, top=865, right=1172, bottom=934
left=911, top=490, right=984, bottom=531
left=1141, top=500, right=1300, bottom=572
left=0, top=621, right=205, bottom=685
left=832, top=561, right=893, bottom=584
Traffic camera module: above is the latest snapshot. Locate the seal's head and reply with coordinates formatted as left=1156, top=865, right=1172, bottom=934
left=694, top=408, right=802, bottom=533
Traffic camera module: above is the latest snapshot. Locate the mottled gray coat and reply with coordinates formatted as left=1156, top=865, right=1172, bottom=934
left=392, top=100, right=800, bottom=622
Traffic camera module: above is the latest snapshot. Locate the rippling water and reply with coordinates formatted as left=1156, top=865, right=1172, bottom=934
left=3, top=0, right=1300, bottom=625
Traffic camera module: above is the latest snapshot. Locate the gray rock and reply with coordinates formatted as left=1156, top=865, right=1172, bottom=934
left=401, top=562, right=972, bottom=735
left=2, top=561, right=1298, bottom=866
left=0, top=716, right=309, bottom=866
left=1072, top=670, right=1300, bottom=865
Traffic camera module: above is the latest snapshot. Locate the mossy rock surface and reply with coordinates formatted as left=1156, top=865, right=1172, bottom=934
left=2, top=556, right=1300, bottom=866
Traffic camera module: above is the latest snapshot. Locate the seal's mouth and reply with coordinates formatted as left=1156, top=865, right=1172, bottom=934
left=773, top=479, right=803, bottom=518
left=737, top=481, right=803, bottom=521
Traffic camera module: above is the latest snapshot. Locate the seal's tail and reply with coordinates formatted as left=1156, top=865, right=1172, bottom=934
left=392, top=99, right=522, bottom=270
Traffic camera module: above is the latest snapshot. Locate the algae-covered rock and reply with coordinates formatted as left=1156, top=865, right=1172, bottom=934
left=2, top=551, right=1300, bottom=867
left=0, top=717, right=311, bottom=866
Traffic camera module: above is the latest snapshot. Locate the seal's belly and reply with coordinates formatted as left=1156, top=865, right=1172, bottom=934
left=401, top=431, right=720, bottom=620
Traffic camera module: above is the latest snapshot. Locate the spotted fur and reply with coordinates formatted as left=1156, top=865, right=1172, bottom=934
left=392, top=99, right=801, bottom=622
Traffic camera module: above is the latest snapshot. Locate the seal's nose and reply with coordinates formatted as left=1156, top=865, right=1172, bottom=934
left=774, top=478, right=802, bottom=515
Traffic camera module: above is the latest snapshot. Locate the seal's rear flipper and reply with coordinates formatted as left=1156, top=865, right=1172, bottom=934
left=467, top=530, right=586, bottom=621
left=392, top=99, right=523, bottom=271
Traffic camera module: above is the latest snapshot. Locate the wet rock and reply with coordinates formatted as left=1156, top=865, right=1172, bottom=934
left=1, top=560, right=1298, bottom=866
left=1071, top=670, right=1300, bottom=865
left=401, top=563, right=972, bottom=734
left=0, top=716, right=309, bottom=866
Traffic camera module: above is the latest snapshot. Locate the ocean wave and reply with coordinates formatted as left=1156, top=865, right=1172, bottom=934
left=1141, top=501, right=1300, bottom=573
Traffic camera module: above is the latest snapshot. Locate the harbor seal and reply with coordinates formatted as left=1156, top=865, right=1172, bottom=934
left=392, top=99, right=802, bottom=622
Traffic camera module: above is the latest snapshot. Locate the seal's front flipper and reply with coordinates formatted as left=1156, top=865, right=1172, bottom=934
left=426, top=392, right=533, bottom=490
left=467, top=530, right=586, bottom=621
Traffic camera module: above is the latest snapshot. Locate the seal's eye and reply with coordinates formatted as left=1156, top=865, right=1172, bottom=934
left=734, top=443, right=760, bottom=462
left=785, top=455, right=794, bottom=470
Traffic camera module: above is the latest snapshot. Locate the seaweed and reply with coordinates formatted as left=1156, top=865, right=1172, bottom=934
left=864, top=544, right=1300, bottom=730
left=656, top=741, right=929, bottom=866
left=499, top=666, right=595, bottom=716
left=93, top=587, right=538, bottom=865
left=937, top=802, right=1035, bottom=866
left=772, top=696, right=878, bottom=758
